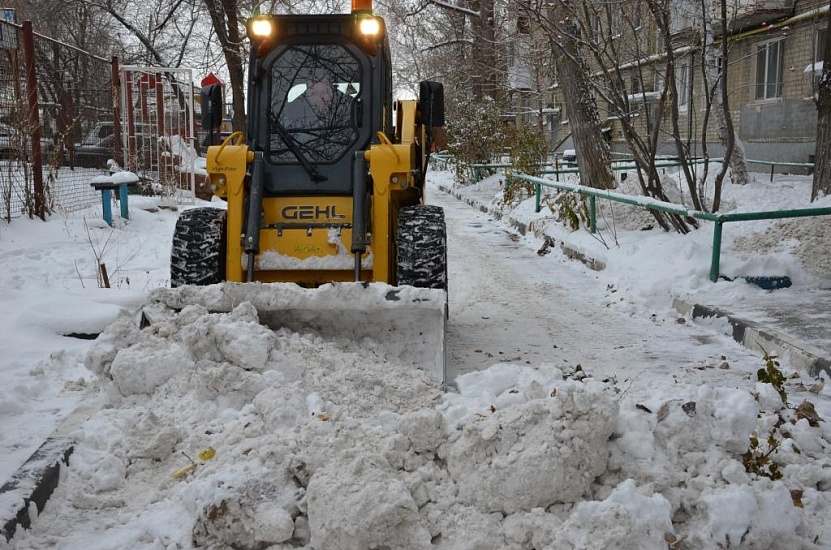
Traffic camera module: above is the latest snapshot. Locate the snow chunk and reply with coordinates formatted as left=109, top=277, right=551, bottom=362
left=110, top=341, right=192, bottom=396
left=177, top=302, right=275, bottom=371
left=192, top=481, right=298, bottom=548
left=307, top=453, right=432, bottom=549
left=398, top=409, right=445, bottom=453
left=441, top=384, right=618, bottom=513
left=551, top=479, right=674, bottom=549
left=696, top=483, right=801, bottom=548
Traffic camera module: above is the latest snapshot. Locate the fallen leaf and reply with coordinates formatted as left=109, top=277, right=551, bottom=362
left=719, top=361, right=730, bottom=370
left=635, top=403, right=652, bottom=413
left=791, top=489, right=804, bottom=508
left=657, top=403, right=670, bottom=422
left=795, top=401, right=822, bottom=427
left=682, top=401, right=697, bottom=417
left=809, top=381, right=825, bottom=394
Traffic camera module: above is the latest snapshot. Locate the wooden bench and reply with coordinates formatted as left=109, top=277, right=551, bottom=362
left=90, top=172, right=139, bottom=226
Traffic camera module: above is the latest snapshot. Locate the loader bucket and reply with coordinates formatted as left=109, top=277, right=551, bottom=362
left=147, top=282, right=447, bottom=385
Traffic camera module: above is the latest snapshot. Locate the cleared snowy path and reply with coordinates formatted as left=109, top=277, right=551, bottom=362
left=430, top=187, right=769, bottom=396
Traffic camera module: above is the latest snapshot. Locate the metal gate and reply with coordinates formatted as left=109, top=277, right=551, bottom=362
left=120, top=66, right=197, bottom=203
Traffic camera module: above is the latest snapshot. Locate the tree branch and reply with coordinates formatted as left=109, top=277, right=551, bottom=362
left=428, top=0, right=480, bottom=18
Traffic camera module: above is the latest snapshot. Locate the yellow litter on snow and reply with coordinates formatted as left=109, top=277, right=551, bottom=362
left=172, top=447, right=217, bottom=479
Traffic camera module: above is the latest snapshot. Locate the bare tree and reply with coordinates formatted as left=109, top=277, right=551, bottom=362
left=812, top=1, right=831, bottom=201
left=403, top=0, right=503, bottom=100
left=529, top=0, right=619, bottom=192
left=201, top=0, right=246, bottom=131
left=701, top=0, right=750, bottom=190
left=542, top=0, right=753, bottom=229
left=378, top=0, right=469, bottom=97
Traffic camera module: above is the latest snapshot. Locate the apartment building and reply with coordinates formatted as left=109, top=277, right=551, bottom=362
left=510, top=0, right=828, bottom=167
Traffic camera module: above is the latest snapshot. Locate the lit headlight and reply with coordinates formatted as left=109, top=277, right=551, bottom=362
left=248, top=17, right=274, bottom=40
left=359, top=17, right=381, bottom=36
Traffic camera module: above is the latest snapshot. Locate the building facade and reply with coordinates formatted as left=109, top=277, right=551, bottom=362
left=511, top=0, right=828, bottom=167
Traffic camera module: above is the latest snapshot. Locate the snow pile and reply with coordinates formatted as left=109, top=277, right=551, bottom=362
left=9, top=290, right=831, bottom=549
left=604, top=385, right=818, bottom=548
left=443, top=382, right=616, bottom=514
left=733, top=215, right=831, bottom=280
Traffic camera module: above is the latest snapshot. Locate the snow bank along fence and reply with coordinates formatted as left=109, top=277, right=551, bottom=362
left=470, top=161, right=831, bottom=283
left=0, top=18, right=199, bottom=221
left=470, top=157, right=717, bottom=182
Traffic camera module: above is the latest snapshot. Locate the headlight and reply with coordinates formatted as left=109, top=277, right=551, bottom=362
left=358, top=17, right=381, bottom=36
left=248, top=17, right=274, bottom=40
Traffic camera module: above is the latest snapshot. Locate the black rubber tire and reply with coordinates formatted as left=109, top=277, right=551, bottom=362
left=396, top=204, right=447, bottom=290
left=170, top=207, right=227, bottom=287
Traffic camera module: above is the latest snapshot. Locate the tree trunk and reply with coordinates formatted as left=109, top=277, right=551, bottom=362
left=557, top=40, right=614, bottom=190
left=812, top=1, right=831, bottom=201
left=470, top=0, right=499, bottom=99
left=713, top=0, right=750, bottom=188
left=700, top=0, right=748, bottom=212
left=204, top=0, right=246, bottom=132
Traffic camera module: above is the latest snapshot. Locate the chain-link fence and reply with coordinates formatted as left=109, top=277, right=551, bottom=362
left=1, top=19, right=200, bottom=222
left=1, top=19, right=115, bottom=220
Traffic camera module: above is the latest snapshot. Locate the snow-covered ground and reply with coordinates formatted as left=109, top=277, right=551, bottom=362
left=1, top=168, right=830, bottom=548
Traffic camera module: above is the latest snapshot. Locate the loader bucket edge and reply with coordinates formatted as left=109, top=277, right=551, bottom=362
left=148, top=282, right=447, bottom=385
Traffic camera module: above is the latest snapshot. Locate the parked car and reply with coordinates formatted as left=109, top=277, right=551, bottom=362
left=71, top=133, right=115, bottom=168
left=69, top=122, right=157, bottom=168
left=0, top=122, right=18, bottom=157
left=561, top=149, right=577, bottom=165
left=0, top=121, right=55, bottom=160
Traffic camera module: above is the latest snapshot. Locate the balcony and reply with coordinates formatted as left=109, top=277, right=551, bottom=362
left=721, top=0, right=794, bottom=35
left=669, top=0, right=795, bottom=37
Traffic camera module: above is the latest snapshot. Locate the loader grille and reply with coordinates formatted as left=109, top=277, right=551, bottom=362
left=282, top=19, right=352, bottom=38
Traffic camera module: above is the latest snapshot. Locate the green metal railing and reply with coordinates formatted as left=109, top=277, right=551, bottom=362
left=471, top=157, right=714, bottom=181
left=467, top=161, right=829, bottom=282
left=743, top=159, right=815, bottom=182
left=429, top=154, right=452, bottom=171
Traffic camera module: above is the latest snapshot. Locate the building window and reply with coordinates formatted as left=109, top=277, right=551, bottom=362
left=654, top=70, right=665, bottom=94
left=808, top=29, right=828, bottom=90
left=590, top=14, right=602, bottom=43
left=631, top=75, right=642, bottom=95
left=676, top=61, right=690, bottom=111
left=755, top=40, right=783, bottom=100
left=655, top=26, right=665, bottom=53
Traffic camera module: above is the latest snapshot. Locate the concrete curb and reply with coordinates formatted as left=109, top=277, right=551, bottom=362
left=673, top=299, right=831, bottom=379
left=1, top=438, right=73, bottom=542
left=1, top=405, right=97, bottom=542
left=437, top=183, right=830, bottom=380
left=437, top=184, right=607, bottom=272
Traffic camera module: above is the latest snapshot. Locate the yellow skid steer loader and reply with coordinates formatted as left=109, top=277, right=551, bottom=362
left=157, top=0, right=448, bottom=382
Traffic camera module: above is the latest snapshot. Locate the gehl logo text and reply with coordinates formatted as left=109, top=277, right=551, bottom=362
left=281, top=205, right=346, bottom=220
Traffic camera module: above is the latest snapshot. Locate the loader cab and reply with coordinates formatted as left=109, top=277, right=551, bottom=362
left=245, top=13, right=393, bottom=196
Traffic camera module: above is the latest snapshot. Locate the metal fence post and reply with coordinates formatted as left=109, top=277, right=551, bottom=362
left=589, top=195, right=597, bottom=234
left=535, top=182, right=541, bottom=213
left=21, top=21, right=44, bottom=219
left=710, top=219, right=724, bottom=282
left=111, top=57, right=122, bottom=167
